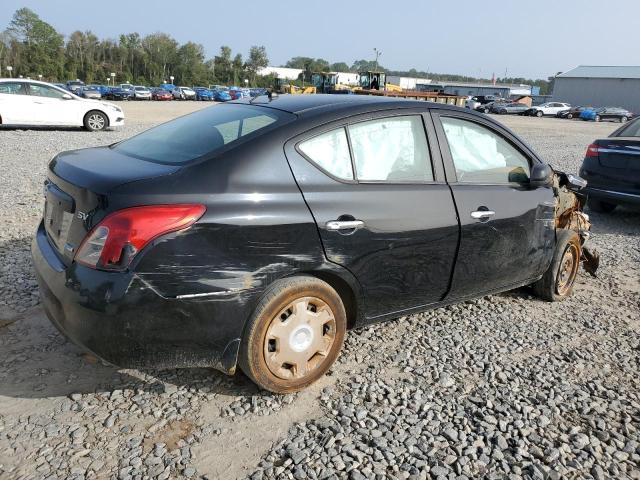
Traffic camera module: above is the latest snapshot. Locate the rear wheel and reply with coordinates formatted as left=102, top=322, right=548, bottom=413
left=83, top=111, right=108, bottom=131
left=483, top=107, right=490, bottom=113
left=595, top=115, right=601, bottom=122
left=620, top=116, right=628, bottom=123
left=532, top=230, right=581, bottom=302
left=567, top=113, right=573, bottom=119
left=588, top=198, right=617, bottom=213
left=536, top=110, right=543, bottom=117
left=238, top=276, right=346, bottom=393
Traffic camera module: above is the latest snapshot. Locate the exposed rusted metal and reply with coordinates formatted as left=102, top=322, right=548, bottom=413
left=552, top=171, right=600, bottom=277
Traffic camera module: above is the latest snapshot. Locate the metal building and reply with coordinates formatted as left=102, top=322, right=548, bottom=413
left=552, top=66, right=640, bottom=112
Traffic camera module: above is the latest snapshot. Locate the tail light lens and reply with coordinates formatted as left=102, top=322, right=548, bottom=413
left=585, top=143, right=600, bottom=158
left=75, top=204, right=206, bottom=271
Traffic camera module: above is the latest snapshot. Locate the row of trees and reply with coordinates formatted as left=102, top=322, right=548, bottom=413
left=0, top=8, right=553, bottom=93
left=0, top=8, right=269, bottom=86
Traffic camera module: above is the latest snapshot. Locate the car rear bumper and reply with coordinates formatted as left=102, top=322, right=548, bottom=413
left=585, top=187, right=640, bottom=205
left=31, top=222, right=240, bottom=373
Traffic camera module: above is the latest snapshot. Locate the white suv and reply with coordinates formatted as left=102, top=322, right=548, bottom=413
left=0, top=79, right=124, bottom=131
left=529, top=102, right=571, bottom=117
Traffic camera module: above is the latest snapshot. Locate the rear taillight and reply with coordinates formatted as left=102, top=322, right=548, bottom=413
left=75, top=204, right=206, bottom=271
left=585, top=143, right=600, bottom=158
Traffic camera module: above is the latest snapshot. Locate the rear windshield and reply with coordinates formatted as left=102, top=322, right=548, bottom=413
left=113, top=104, right=292, bottom=164
left=614, top=119, right=640, bottom=137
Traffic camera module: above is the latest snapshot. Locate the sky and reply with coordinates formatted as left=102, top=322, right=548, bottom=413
left=1, top=0, right=639, bottom=80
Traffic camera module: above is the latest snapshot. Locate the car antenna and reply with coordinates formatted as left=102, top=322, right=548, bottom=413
left=251, top=89, right=278, bottom=104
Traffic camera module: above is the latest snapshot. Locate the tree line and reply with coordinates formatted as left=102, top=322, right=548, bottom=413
left=0, top=8, right=552, bottom=94
left=0, top=8, right=269, bottom=87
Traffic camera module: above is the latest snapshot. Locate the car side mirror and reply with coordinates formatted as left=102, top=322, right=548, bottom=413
left=529, top=163, right=553, bottom=188
left=62, top=94, right=73, bottom=100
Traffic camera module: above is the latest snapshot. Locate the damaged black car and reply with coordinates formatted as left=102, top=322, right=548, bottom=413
left=31, top=95, right=598, bottom=393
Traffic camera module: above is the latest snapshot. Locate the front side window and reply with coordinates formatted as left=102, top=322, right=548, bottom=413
left=349, top=116, right=433, bottom=182
left=28, top=84, right=68, bottom=99
left=441, top=117, right=530, bottom=184
left=298, top=128, right=353, bottom=180
left=113, top=104, right=289, bottom=165
left=0, top=82, right=26, bottom=95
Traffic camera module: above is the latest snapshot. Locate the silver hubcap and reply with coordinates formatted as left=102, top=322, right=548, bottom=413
left=264, top=297, right=336, bottom=380
left=88, top=114, right=105, bottom=130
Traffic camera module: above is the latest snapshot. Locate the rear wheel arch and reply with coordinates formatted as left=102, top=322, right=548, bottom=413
left=302, top=270, right=359, bottom=329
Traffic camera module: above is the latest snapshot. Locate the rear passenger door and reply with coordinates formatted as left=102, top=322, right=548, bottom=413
left=432, top=111, right=555, bottom=300
left=0, top=82, right=30, bottom=124
left=285, top=110, right=459, bottom=320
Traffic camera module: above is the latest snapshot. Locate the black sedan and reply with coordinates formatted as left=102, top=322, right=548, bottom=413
left=579, top=117, right=640, bottom=212
left=104, top=86, right=132, bottom=101
left=556, top=106, right=586, bottom=119
left=32, top=95, right=597, bottom=393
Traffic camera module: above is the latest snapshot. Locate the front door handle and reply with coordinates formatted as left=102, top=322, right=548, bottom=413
left=470, top=210, right=495, bottom=220
left=326, top=220, right=365, bottom=231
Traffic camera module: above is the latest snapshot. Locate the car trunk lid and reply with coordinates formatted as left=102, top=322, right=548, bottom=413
left=44, top=146, right=180, bottom=266
left=596, top=137, right=640, bottom=170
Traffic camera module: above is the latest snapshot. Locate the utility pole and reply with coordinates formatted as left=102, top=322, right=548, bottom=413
left=373, top=48, right=382, bottom=72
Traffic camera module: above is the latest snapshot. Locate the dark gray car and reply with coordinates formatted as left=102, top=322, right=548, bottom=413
left=492, top=102, right=530, bottom=115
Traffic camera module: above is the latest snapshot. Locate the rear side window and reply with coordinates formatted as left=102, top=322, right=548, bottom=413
left=298, top=128, right=353, bottom=180
left=441, top=117, right=530, bottom=184
left=298, top=115, right=433, bottom=183
left=113, top=104, right=290, bottom=164
left=350, top=116, right=433, bottom=182
left=0, top=82, right=25, bottom=95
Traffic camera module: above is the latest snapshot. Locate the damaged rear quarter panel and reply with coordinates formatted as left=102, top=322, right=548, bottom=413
left=107, top=134, right=354, bottom=371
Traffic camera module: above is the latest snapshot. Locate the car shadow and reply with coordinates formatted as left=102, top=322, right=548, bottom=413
left=0, top=304, right=261, bottom=400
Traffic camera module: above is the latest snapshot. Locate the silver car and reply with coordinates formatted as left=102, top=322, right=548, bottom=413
left=79, top=87, right=102, bottom=100
left=172, top=86, right=196, bottom=100
left=133, top=86, right=152, bottom=100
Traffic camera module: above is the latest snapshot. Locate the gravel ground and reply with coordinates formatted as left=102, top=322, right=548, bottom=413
left=0, top=106, right=638, bottom=480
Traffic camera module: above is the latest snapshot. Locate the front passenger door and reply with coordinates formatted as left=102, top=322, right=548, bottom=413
left=433, top=113, right=555, bottom=300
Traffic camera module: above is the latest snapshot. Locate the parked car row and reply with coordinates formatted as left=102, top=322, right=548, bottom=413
left=469, top=98, right=635, bottom=123
left=54, top=80, right=270, bottom=103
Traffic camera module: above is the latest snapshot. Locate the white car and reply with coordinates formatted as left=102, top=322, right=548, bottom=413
left=465, top=96, right=481, bottom=110
left=0, top=79, right=124, bottom=131
left=172, top=86, right=196, bottom=100
left=529, top=102, right=571, bottom=117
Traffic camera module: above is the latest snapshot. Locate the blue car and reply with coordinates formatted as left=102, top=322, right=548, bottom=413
left=193, top=87, right=214, bottom=101
left=87, top=84, right=110, bottom=97
left=211, top=89, right=232, bottom=102
left=580, top=108, right=598, bottom=121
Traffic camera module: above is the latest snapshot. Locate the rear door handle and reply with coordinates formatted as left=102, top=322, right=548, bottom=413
left=470, top=210, right=495, bottom=220
left=326, top=220, right=365, bottom=231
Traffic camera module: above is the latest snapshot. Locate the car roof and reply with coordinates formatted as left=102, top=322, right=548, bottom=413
left=231, top=94, right=476, bottom=117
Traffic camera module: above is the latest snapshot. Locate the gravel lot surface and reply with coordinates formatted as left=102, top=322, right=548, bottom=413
left=0, top=103, right=638, bottom=480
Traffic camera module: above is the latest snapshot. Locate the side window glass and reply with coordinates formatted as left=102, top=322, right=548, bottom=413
left=0, top=82, right=25, bottom=95
left=298, top=128, right=354, bottom=181
left=349, top=116, right=433, bottom=182
left=440, top=117, right=530, bottom=184
left=28, top=84, right=67, bottom=99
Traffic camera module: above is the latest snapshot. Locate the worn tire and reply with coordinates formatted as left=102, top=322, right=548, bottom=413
left=238, top=276, right=346, bottom=394
left=588, top=198, right=617, bottom=213
left=533, top=229, right=581, bottom=302
left=83, top=110, right=108, bottom=131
